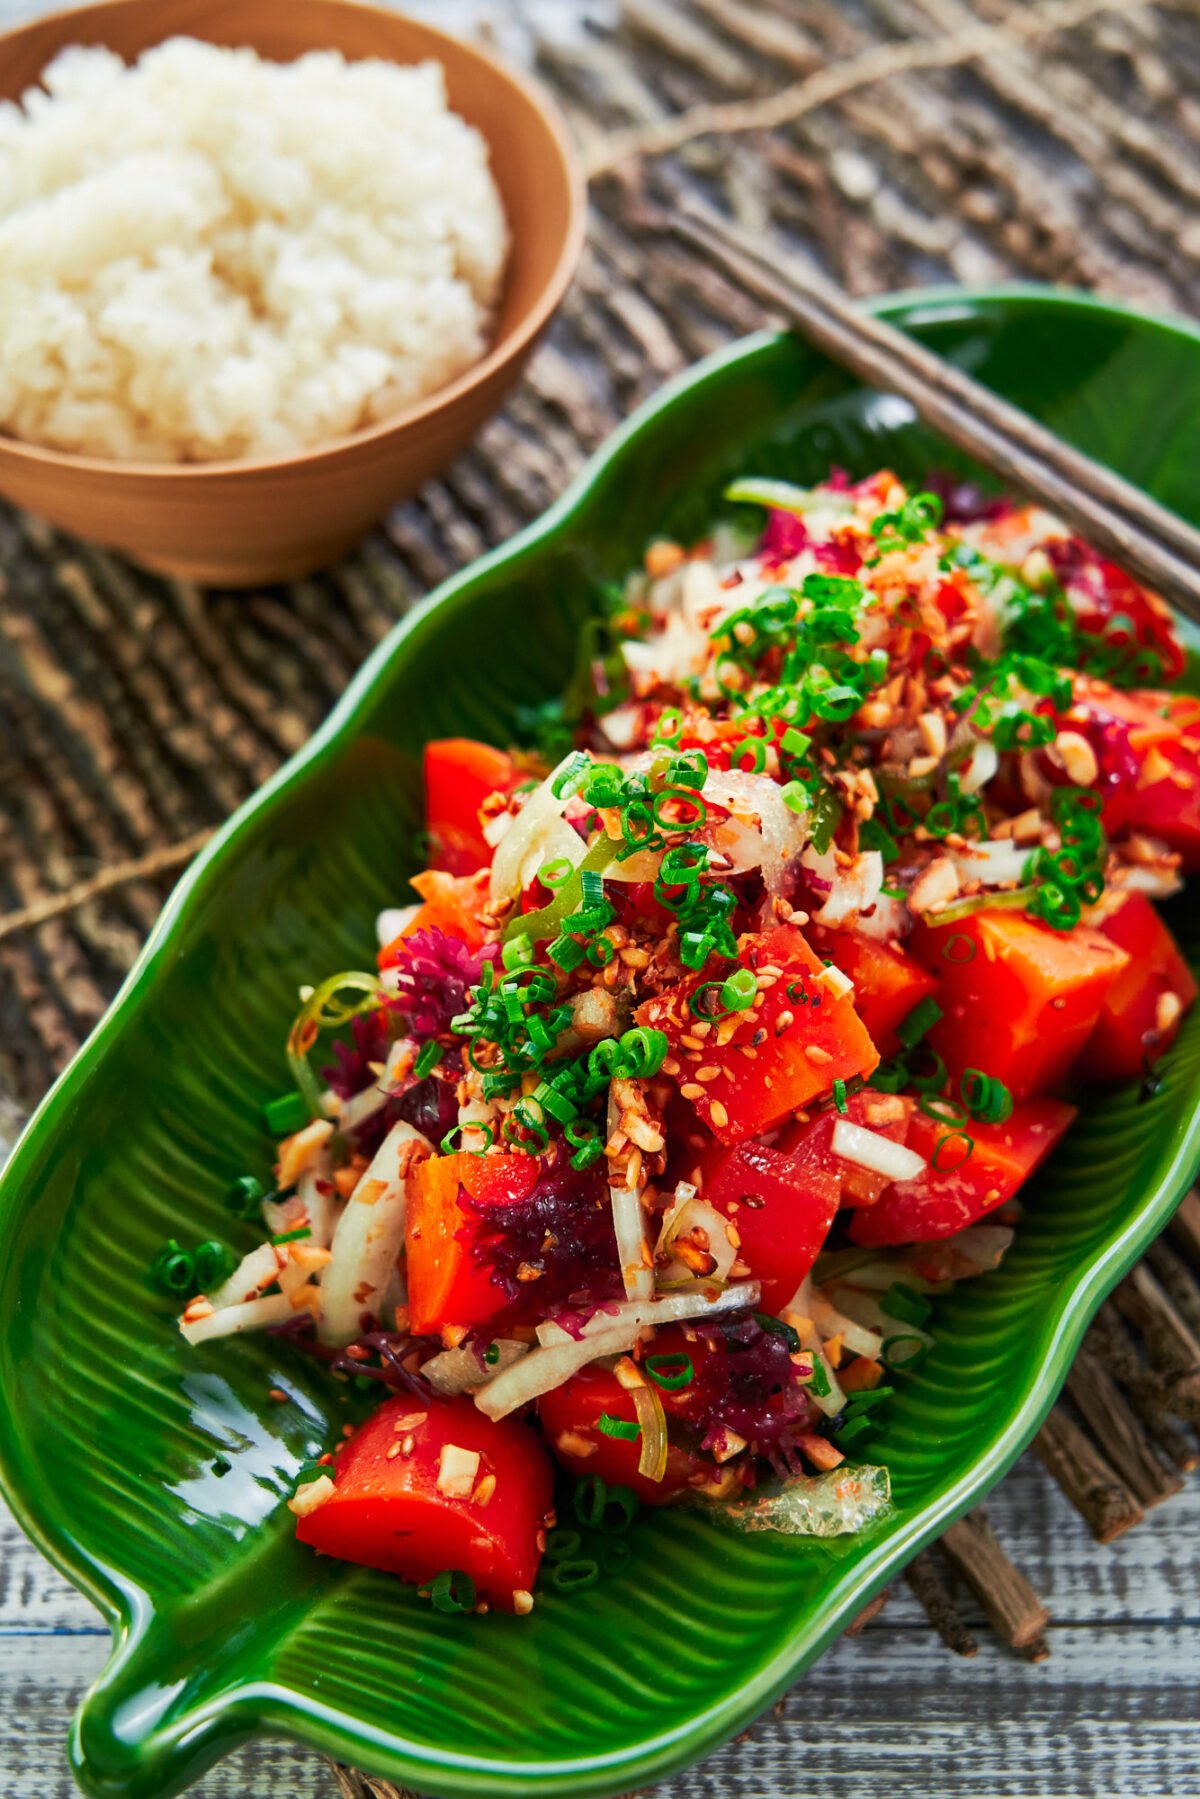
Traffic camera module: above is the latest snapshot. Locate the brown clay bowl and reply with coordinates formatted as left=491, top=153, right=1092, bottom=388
left=0, top=0, right=586, bottom=586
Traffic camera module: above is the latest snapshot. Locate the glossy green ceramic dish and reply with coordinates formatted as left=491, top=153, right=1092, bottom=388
left=3, top=288, right=1200, bottom=1799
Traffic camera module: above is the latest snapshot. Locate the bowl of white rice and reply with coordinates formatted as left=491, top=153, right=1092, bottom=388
left=0, top=0, right=585, bottom=584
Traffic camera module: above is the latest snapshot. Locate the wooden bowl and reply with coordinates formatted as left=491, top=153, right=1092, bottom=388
left=0, top=0, right=586, bottom=585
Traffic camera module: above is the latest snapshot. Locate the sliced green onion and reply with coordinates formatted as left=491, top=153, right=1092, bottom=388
left=613, top=1025, right=669, bottom=1079
left=429, top=1569, right=476, bottom=1614
left=780, top=779, right=809, bottom=815
left=651, top=788, right=707, bottom=831
left=149, top=1240, right=195, bottom=1296
left=573, top=1474, right=639, bottom=1535
left=270, top=1227, right=312, bottom=1248
left=502, top=1100, right=550, bottom=1154
left=942, top=932, right=977, bottom=963
left=882, top=1333, right=927, bottom=1370
left=440, top=1122, right=495, bottom=1156
left=597, top=1414, right=641, bottom=1441
left=832, top=1414, right=875, bottom=1450
left=843, top=1385, right=896, bottom=1415
left=552, top=751, right=590, bottom=799
left=550, top=1558, right=600, bottom=1593
left=754, top=1312, right=802, bottom=1354
left=883, top=1282, right=932, bottom=1327
left=960, top=1067, right=1013, bottom=1123
left=897, top=997, right=943, bottom=1049
left=549, top=935, right=586, bottom=972
left=502, top=932, right=535, bottom=972
left=645, top=1352, right=694, bottom=1392
left=919, top=1093, right=969, bottom=1127
left=931, top=1130, right=974, bottom=1171
left=538, top=857, right=574, bottom=890
left=719, top=967, right=758, bottom=1012
left=651, top=706, right=683, bottom=748
left=905, top=1044, right=947, bottom=1095
left=263, top=1091, right=310, bottom=1136
left=226, top=1174, right=267, bottom=1220
left=543, top=1527, right=582, bottom=1561
left=413, top=1040, right=442, bottom=1080
left=806, top=1355, right=832, bottom=1398
left=731, top=736, right=766, bottom=773
left=832, top=1078, right=849, bottom=1115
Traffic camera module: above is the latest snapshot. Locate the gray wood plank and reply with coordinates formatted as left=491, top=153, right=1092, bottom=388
left=4, top=1446, right=1199, bottom=1798
left=7, top=1622, right=1200, bottom=1799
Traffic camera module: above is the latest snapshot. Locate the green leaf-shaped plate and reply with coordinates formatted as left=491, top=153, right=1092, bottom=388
left=3, top=288, right=1200, bottom=1799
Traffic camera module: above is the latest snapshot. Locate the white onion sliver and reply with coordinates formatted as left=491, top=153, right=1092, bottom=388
left=957, top=734, right=999, bottom=796
left=831, top=1119, right=927, bottom=1184
left=474, top=1327, right=637, bottom=1421
left=208, top=1241, right=282, bottom=1310
left=424, top=1338, right=529, bottom=1397
left=318, top=1121, right=429, bottom=1347
left=704, top=768, right=808, bottom=896
left=949, top=838, right=1033, bottom=888
left=376, top=904, right=420, bottom=947
left=804, top=846, right=884, bottom=925
left=488, top=757, right=578, bottom=901
left=611, top=1180, right=655, bottom=1301
left=338, top=1080, right=391, bottom=1135
left=536, top=1280, right=762, bottom=1349
left=180, top=1293, right=293, bottom=1346
left=656, top=1193, right=738, bottom=1284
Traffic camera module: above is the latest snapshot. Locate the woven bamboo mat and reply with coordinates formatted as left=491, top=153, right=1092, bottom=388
left=2, top=0, right=1200, bottom=1777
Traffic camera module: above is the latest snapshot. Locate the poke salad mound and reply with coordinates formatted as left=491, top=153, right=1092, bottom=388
left=163, top=468, right=1199, bottom=1617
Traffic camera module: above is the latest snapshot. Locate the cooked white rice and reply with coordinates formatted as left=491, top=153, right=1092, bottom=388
left=0, top=39, right=509, bottom=463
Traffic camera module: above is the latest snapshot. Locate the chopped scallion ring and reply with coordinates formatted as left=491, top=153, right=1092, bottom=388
left=644, top=1352, right=694, bottom=1392
left=429, top=1569, right=476, bottom=1614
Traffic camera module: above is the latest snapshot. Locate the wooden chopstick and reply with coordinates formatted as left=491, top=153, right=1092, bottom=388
left=668, top=202, right=1200, bottom=627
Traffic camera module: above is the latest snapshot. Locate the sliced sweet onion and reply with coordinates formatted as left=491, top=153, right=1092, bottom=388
left=318, top=1120, right=430, bottom=1347
left=376, top=904, right=420, bottom=946
left=955, top=733, right=999, bottom=796
left=474, top=1327, right=637, bottom=1421
left=536, top=1280, right=761, bottom=1348
left=655, top=1190, right=738, bottom=1284
left=779, top=1288, right=846, bottom=1418
left=608, top=1087, right=655, bottom=1302
left=703, top=768, right=807, bottom=896
left=803, top=846, right=884, bottom=925
left=827, top=1282, right=934, bottom=1347
left=424, top=1338, right=530, bottom=1397
left=207, top=1242, right=283, bottom=1311
left=488, top=757, right=580, bottom=902
left=338, top=1078, right=392, bottom=1135
left=621, top=611, right=708, bottom=686
left=949, top=838, right=1034, bottom=887
left=1109, top=863, right=1183, bottom=899
left=788, top=1274, right=883, bottom=1363
left=180, top=1293, right=293, bottom=1346
left=615, top=1356, right=669, bottom=1482
left=831, top=1119, right=926, bottom=1184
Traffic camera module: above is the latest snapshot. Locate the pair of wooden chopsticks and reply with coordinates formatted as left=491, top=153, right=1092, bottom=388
left=669, top=202, right=1200, bottom=627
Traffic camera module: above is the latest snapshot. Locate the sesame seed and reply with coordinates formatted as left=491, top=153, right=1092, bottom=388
left=803, top=1043, right=833, bottom=1064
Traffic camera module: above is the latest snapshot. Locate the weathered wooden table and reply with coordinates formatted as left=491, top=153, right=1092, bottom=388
left=2, top=0, right=1200, bottom=1793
